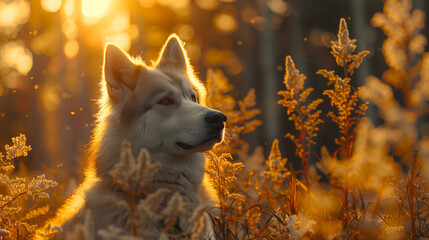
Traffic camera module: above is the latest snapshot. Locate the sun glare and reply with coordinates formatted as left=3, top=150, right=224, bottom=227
left=81, top=0, right=112, bottom=23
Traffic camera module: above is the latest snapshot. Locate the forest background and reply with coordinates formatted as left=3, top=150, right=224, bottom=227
left=0, top=0, right=429, bottom=239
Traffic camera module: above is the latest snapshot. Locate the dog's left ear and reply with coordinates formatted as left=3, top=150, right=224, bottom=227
left=103, top=44, right=138, bottom=101
left=157, top=34, right=187, bottom=72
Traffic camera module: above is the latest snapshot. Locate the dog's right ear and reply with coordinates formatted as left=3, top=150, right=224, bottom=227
left=103, top=44, right=138, bottom=101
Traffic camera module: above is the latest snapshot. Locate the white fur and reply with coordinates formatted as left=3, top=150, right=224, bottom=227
left=58, top=35, right=222, bottom=239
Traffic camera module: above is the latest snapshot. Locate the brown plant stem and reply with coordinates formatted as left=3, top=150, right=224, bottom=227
left=128, top=182, right=137, bottom=237
left=0, top=190, right=29, bottom=211
left=408, top=152, right=417, bottom=240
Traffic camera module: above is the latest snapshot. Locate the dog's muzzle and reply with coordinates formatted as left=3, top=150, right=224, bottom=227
left=176, top=111, right=227, bottom=150
left=205, top=111, right=227, bottom=131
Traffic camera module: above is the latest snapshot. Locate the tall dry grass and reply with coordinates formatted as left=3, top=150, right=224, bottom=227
left=0, top=0, right=428, bottom=239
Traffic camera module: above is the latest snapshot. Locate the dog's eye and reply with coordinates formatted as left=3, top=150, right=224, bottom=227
left=191, top=94, right=197, bottom=102
left=158, top=97, right=175, bottom=105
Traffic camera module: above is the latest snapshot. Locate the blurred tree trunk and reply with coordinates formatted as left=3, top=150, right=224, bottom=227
left=288, top=0, right=307, bottom=75
left=415, top=0, right=425, bottom=10
left=288, top=0, right=309, bottom=167
left=351, top=0, right=369, bottom=86
left=350, top=0, right=375, bottom=119
left=236, top=0, right=261, bottom=148
left=257, top=0, right=280, bottom=143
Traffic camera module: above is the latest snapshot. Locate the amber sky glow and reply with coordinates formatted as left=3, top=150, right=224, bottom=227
left=0, top=0, right=251, bottom=99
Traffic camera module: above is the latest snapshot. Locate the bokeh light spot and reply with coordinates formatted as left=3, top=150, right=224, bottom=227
left=0, top=0, right=30, bottom=34
left=213, top=13, right=237, bottom=34
left=0, top=41, right=33, bottom=75
left=267, top=0, right=288, bottom=15
left=62, top=19, right=78, bottom=40
left=175, top=24, right=194, bottom=40
left=321, top=32, right=336, bottom=48
left=129, top=25, right=140, bottom=40
left=196, top=0, right=218, bottom=10
left=250, top=16, right=266, bottom=31
left=17, top=52, right=33, bottom=75
left=41, top=0, right=62, bottom=13
left=64, top=40, right=79, bottom=58
left=64, top=0, right=75, bottom=16
left=81, top=0, right=112, bottom=23
left=42, top=84, right=61, bottom=112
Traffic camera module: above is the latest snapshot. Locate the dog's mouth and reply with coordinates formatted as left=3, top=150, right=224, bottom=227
left=176, top=142, right=193, bottom=150
left=176, top=134, right=222, bottom=150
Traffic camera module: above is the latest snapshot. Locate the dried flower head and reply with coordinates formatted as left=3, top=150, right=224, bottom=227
left=278, top=56, right=323, bottom=182
left=317, top=18, right=369, bottom=159
left=284, top=56, right=305, bottom=91
left=0, top=135, right=57, bottom=238
left=330, top=18, right=370, bottom=76
left=284, top=214, right=316, bottom=240
left=262, top=139, right=290, bottom=182
left=109, top=141, right=161, bottom=193
left=4, top=134, right=32, bottom=161
left=206, top=151, right=244, bottom=209
left=371, top=0, right=427, bottom=104
left=206, top=68, right=261, bottom=154
left=1, top=134, right=32, bottom=172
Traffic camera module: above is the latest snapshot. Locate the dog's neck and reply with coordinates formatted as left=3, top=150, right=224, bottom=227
left=92, top=129, right=206, bottom=203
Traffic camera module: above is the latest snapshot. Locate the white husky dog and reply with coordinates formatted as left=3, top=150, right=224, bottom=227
left=39, top=35, right=225, bottom=239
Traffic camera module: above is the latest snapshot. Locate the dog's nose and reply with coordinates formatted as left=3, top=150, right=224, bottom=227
left=205, top=112, right=227, bottom=129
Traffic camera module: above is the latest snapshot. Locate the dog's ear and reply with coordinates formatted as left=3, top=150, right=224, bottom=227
left=157, top=34, right=187, bottom=72
left=103, top=44, right=138, bottom=101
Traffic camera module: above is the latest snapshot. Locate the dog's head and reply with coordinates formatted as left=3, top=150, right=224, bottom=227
left=101, top=35, right=226, bottom=156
